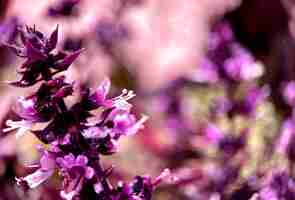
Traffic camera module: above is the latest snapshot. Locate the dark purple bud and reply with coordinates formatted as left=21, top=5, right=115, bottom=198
left=52, top=85, right=73, bottom=101
left=55, top=49, right=83, bottom=70
left=25, top=41, right=47, bottom=61
left=46, top=25, right=59, bottom=52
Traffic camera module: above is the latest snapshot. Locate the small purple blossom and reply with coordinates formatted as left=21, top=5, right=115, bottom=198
left=283, top=81, right=295, bottom=107
left=277, top=118, right=295, bottom=162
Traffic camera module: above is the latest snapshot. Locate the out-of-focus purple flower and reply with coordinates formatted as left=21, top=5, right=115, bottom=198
left=63, top=37, right=83, bottom=52
left=204, top=123, right=223, bottom=144
left=229, top=177, right=258, bottom=200
left=190, top=58, right=219, bottom=83
left=96, top=21, right=128, bottom=51
left=207, top=165, right=240, bottom=195
left=230, top=85, right=269, bottom=117
left=222, top=43, right=263, bottom=81
left=47, top=0, right=80, bottom=17
left=239, top=85, right=269, bottom=116
left=0, top=17, right=19, bottom=45
left=211, top=97, right=232, bottom=116
left=258, top=171, right=295, bottom=200
left=193, top=22, right=264, bottom=84
left=283, top=81, right=295, bottom=107
left=277, top=118, right=295, bottom=162
left=113, top=168, right=171, bottom=200
left=218, top=134, right=246, bottom=156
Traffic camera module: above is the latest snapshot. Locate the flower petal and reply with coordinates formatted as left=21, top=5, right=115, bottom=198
left=46, top=25, right=59, bottom=52
left=21, top=169, right=53, bottom=189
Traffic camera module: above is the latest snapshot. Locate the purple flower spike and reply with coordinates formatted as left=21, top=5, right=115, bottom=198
left=4, top=24, right=162, bottom=200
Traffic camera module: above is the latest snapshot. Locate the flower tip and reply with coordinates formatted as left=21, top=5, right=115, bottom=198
left=153, top=168, right=177, bottom=187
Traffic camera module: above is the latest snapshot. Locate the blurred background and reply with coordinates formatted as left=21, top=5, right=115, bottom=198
left=1, top=0, right=295, bottom=199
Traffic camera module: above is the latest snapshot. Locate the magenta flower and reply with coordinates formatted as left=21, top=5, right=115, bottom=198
left=283, top=81, right=295, bottom=107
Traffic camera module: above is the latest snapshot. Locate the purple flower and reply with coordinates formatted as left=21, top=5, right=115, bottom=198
left=277, top=118, right=295, bottom=162
left=11, top=76, right=73, bottom=126
left=190, top=58, right=219, bottom=83
left=223, top=53, right=262, bottom=81
left=96, top=21, right=128, bottom=51
left=283, top=81, right=295, bottom=107
left=56, top=154, right=95, bottom=199
left=106, top=109, right=148, bottom=136
left=240, top=85, right=269, bottom=116
left=192, top=22, right=263, bottom=83
left=218, top=133, right=246, bottom=156
left=204, top=123, right=223, bottom=144
left=16, top=148, right=57, bottom=189
left=258, top=171, right=295, bottom=200
left=229, top=85, right=269, bottom=117
left=113, top=169, right=171, bottom=200
left=0, top=17, right=19, bottom=45
left=4, top=24, right=162, bottom=200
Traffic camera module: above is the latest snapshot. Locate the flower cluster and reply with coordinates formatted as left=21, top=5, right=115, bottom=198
left=139, top=21, right=291, bottom=199
left=5, top=25, right=82, bottom=87
left=3, top=25, right=167, bottom=200
left=191, top=22, right=263, bottom=84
